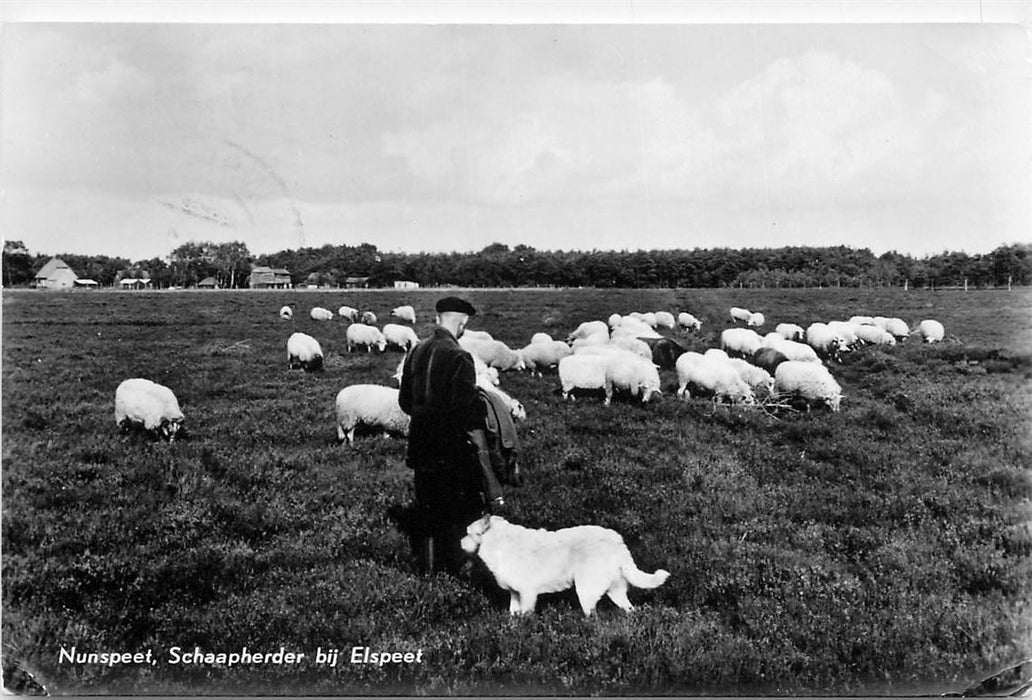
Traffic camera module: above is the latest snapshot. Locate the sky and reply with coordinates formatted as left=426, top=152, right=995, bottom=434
left=2, top=3, right=1031, bottom=261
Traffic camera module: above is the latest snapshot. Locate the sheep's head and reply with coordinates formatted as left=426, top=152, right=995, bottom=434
left=160, top=418, right=183, bottom=442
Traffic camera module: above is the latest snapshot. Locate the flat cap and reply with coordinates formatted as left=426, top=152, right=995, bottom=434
left=435, top=296, right=477, bottom=316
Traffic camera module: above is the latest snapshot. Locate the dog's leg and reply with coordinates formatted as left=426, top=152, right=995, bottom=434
left=606, top=579, right=635, bottom=612
left=518, top=591, right=538, bottom=614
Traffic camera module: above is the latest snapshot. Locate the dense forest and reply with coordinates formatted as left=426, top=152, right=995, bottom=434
left=4, top=239, right=1030, bottom=290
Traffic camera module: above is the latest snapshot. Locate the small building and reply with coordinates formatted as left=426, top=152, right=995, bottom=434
left=197, top=277, right=219, bottom=289
left=249, top=266, right=292, bottom=289
left=119, top=277, right=152, bottom=290
left=393, top=280, right=420, bottom=289
left=34, top=258, right=78, bottom=289
left=74, top=279, right=99, bottom=288
left=345, top=276, right=371, bottom=289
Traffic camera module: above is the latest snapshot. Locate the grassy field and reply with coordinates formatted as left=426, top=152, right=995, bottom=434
left=3, top=286, right=1031, bottom=696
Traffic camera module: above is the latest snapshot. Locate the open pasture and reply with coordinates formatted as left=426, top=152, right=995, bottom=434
left=3, top=286, right=1031, bottom=695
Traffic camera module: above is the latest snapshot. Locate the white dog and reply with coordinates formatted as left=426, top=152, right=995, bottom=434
left=460, top=515, right=670, bottom=616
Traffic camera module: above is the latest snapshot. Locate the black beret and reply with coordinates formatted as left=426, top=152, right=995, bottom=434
left=435, top=296, right=477, bottom=316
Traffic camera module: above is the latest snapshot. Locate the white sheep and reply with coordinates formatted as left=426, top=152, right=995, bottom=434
left=773, top=338, right=823, bottom=363
left=730, top=306, right=753, bottom=324
left=611, top=319, right=661, bottom=339
left=335, top=384, right=411, bottom=444
left=806, top=322, right=850, bottom=359
left=361, top=310, right=378, bottom=325
left=279, top=305, right=293, bottom=320
left=914, top=319, right=945, bottom=343
left=641, top=312, right=658, bottom=328
left=720, top=327, right=764, bottom=357
left=872, top=316, right=890, bottom=330
left=605, top=352, right=661, bottom=404
left=728, top=358, right=774, bottom=395
left=747, top=312, right=765, bottom=328
left=855, top=325, right=897, bottom=346
left=827, top=321, right=860, bottom=349
left=346, top=323, right=387, bottom=353
left=609, top=336, right=654, bottom=361
left=310, top=306, right=334, bottom=321
left=677, top=312, right=702, bottom=331
left=773, top=361, right=843, bottom=412
left=607, top=313, right=623, bottom=329
left=848, top=315, right=875, bottom=326
left=775, top=323, right=805, bottom=342
left=675, top=353, right=755, bottom=405
left=519, top=340, right=573, bottom=376
left=704, top=348, right=730, bottom=361
left=382, top=323, right=420, bottom=351
left=114, top=378, right=185, bottom=441
left=287, top=332, right=324, bottom=371
left=567, top=320, right=609, bottom=343
left=459, top=337, right=526, bottom=371
left=884, top=317, right=910, bottom=339
left=654, top=311, right=676, bottom=329
left=392, top=353, right=499, bottom=387
left=462, top=329, right=495, bottom=342
left=530, top=332, right=553, bottom=344
left=570, top=332, right=611, bottom=349
left=558, top=354, right=610, bottom=403
left=391, top=305, right=417, bottom=324
left=338, top=305, right=359, bottom=321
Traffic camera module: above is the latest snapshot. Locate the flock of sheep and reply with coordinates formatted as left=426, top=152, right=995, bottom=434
left=112, top=299, right=946, bottom=444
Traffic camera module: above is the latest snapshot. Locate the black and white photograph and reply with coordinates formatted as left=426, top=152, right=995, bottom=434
left=2, top=1, right=1031, bottom=696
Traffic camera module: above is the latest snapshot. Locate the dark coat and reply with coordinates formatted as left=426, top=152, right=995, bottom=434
left=752, top=347, right=789, bottom=375
left=399, top=327, right=489, bottom=526
left=639, top=336, right=687, bottom=370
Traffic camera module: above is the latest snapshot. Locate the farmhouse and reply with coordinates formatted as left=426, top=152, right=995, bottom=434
left=34, top=258, right=78, bottom=289
left=394, top=280, right=420, bottom=289
left=197, top=277, right=219, bottom=289
left=249, top=266, right=292, bottom=289
left=119, top=278, right=152, bottom=290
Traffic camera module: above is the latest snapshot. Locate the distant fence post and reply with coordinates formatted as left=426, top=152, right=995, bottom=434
left=904, top=279, right=909, bottom=291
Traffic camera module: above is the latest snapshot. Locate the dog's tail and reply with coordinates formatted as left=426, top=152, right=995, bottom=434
left=621, top=556, right=670, bottom=589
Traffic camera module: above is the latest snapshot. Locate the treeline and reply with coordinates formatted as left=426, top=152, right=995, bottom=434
left=4, top=239, right=1030, bottom=289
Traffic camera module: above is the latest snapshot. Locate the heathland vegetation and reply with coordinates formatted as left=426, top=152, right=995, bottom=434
left=5, top=239, right=1031, bottom=290
left=3, top=286, right=1030, bottom=695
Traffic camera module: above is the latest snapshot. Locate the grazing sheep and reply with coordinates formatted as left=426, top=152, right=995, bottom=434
left=360, top=310, right=378, bottom=325
left=675, top=353, right=754, bottom=405
left=335, top=384, right=411, bottom=444
left=382, top=323, right=420, bottom=351
left=677, top=312, right=702, bottom=332
left=558, top=354, right=610, bottom=402
left=346, top=323, right=387, bottom=353
left=530, top=332, right=553, bottom=345
left=848, top=315, right=875, bottom=326
left=855, top=325, right=897, bottom=346
left=567, top=320, right=610, bottom=343
left=519, top=340, right=573, bottom=375
left=609, top=336, right=654, bottom=362
left=654, top=311, right=676, bottom=329
left=720, top=327, right=764, bottom=357
left=605, top=353, right=661, bottom=404
left=611, top=320, right=661, bottom=340
left=287, top=332, right=324, bottom=371
left=704, top=348, right=730, bottom=361
left=774, top=323, right=805, bottom=342
left=752, top=346, right=790, bottom=375
left=729, top=306, right=753, bottom=324
left=827, top=321, right=860, bottom=349
left=641, top=312, right=658, bottom=329
left=767, top=336, right=822, bottom=363
left=747, top=312, right=765, bottom=328
left=338, top=306, right=360, bottom=321
left=279, top=305, right=293, bottom=320
left=570, top=332, right=611, bottom=350
left=460, top=337, right=526, bottom=371
left=914, top=319, right=945, bottom=343
left=391, top=305, right=417, bottom=324
left=310, top=307, right=334, bottom=321
left=114, top=378, right=185, bottom=441
left=872, top=316, right=890, bottom=330
left=392, top=353, right=499, bottom=387
left=637, top=336, right=686, bottom=370
left=607, top=313, right=623, bottom=329
left=728, top=358, right=774, bottom=395
left=806, top=323, right=850, bottom=360
left=884, top=317, right=910, bottom=340
left=773, top=361, right=843, bottom=412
